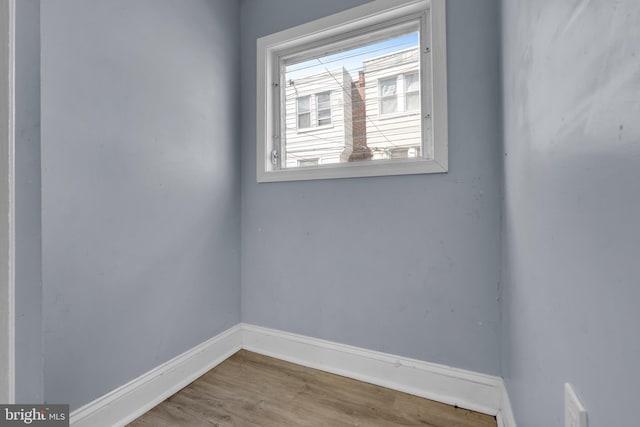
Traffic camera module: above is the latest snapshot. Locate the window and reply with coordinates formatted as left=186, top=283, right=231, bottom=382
left=316, top=92, right=331, bottom=126
left=379, top=77, right=398, bottom=115
left=257, top=0, right=448, bottom=182
left=378, top=73, right=420, bottom=116
left=295, top=93, right=332, bottom=132
left=298, top=158, right=320, bottom=167
left=297, top=96, right=311, bottom=129
left=404, top=72, right=420, bottom=112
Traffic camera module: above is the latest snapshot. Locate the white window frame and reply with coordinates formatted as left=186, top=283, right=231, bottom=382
left=256, top=0, right=448, bottom=183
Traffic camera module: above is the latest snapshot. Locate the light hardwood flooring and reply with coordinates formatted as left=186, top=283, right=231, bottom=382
left=129, top=350, right=497, bottom=427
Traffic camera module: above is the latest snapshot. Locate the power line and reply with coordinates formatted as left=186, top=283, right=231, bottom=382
left=286, top=41, right=419, bottom=73
left=315, top=57, right=399, bottom=148
left=283, top=127, right=421, bottom=152
left=286, top=60, right=420, bottom=85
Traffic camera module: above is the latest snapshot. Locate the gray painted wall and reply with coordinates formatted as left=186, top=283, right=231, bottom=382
left=15, top=1, right=636, bottom=423
left=240, top=0, right=503, bottom=375
left=40, top=0, right=241, bottom=409
left=15, top=0, right=43, bottom=404
left=501, top=1, right=640, bottom=426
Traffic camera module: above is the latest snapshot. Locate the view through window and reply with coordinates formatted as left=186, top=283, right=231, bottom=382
left=282, top=29, right=423, bottom=169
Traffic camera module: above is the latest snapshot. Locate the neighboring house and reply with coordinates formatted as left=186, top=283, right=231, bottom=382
left=284, top=67, right=353, bottom=168
left=283, top=47, right=421, bottom=168
left=363, top=47, right=421, bottom=160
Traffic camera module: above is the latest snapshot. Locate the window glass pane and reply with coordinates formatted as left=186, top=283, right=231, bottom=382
left=405, top=93, right=420, bottom=111
left=381, top=97, right=397, bottom=115
left=283, top=28, right=421, bottom=169
left=297, top=96, right=310, bottom=113
left=317, top=93, right=331, bottom=110
left=298, top=112, right=310, bottom=129
left=380, top=78, right=397, bottom=97
left=405, top=73, right=420, bottom=93
left=389, top=147, right=410, bottom=159
left=318, top=109, right=331, bottom=120
left=317, top=92, right=331, bottom=126
left=298, top=158, right=319, bottom=167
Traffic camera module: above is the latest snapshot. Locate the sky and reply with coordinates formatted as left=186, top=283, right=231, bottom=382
left=285, top=32, right=419, bottom=81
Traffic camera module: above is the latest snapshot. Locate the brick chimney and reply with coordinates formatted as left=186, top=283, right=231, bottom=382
left=349, top=71, right=372, bottom=162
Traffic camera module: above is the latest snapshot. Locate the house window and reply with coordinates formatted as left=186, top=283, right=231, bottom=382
left=316, top=92, right=331, bottom=126
left=379, top=77, right=398, bottom=115
left=297, top=158, right=320, bottom=167
left=404, top=72, right=420, bottom=112
left=256, top=0, right=448, bottom=182
left=297, top=96, right=311, bottom=129
left=378, top=73, right=420, bottom=116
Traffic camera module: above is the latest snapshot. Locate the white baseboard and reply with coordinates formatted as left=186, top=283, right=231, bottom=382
left=496, top=380, right=517, bottom=427
left=69, top=324, right=242, bottom=427
left=242, top=323, right=503, bottom=417
left=70, top=322, right=517, bottom=426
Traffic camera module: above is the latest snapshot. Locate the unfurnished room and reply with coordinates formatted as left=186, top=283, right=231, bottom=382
left=0, top=0, right=638, bottom=426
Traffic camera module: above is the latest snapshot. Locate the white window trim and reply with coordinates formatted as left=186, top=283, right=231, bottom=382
left=257, top=0, right=448, bottom=183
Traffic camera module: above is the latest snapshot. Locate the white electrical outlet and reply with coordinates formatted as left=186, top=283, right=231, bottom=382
left=565, top=383, right=587, bottom=427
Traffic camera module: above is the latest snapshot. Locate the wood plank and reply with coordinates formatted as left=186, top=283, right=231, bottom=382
left=129, top=350, right=497, bottom=427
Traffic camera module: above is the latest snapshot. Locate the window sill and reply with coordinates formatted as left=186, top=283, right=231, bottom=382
left=378, top=111, right=421, bottom=120
left=296, top=124, right=335, bottom=134
left=258, top=157, right=447, bottom=183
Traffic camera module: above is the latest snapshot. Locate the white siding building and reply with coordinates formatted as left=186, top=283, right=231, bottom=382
left=283, top=47, right=421, bottom=168
left=284, top=67, right=353, bottom=168
left=363, top=47, right=421, bottom=160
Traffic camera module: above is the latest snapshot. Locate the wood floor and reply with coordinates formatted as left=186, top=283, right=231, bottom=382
left=129, top=350, right=497, bottom=427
